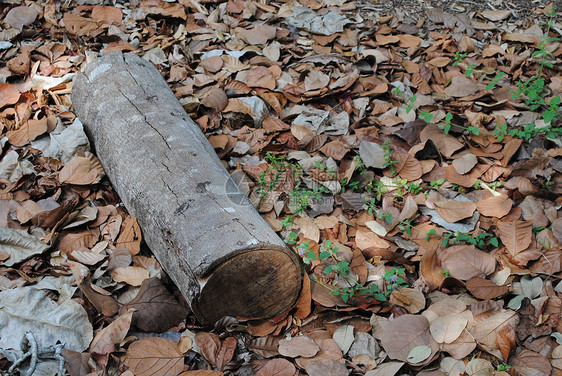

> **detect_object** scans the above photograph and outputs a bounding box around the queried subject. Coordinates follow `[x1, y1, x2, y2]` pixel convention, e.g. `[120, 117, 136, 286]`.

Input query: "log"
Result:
[71, 52, 302, 325]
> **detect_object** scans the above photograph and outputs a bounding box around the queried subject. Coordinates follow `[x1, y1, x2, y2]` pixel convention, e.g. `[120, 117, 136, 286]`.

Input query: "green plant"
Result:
[381, 140, 398, 176]
[440, 269, 450, 278]
[442, 231, 499, 250]
[485, 71, 505, 90]
[429, 178, 445, 189]
[496, 363, 511, 372]
[384, 267, 408, 292]
[365, 178, 388, 200]
[404, 94, 417, 113]
[363, 197, 377, 215]
[301, 240, 386, 303]
[452, 51, 467, 66]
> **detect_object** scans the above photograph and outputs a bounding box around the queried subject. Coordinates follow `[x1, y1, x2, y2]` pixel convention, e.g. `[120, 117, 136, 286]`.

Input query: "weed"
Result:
[381, 140, 398, 176]
[440, 269, 450, 278]
[429, 178, 445, 189]
[384, 267, 408, 292]
[363, 197, 377, 215]
[442, 231, 499, 250]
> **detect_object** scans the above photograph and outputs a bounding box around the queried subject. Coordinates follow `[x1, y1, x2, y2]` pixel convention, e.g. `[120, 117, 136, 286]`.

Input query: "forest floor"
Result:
[0, 0, 561, 375]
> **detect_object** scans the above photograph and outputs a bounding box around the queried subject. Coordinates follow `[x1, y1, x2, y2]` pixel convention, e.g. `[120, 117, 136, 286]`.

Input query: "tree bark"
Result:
[71, 52, 302, 325]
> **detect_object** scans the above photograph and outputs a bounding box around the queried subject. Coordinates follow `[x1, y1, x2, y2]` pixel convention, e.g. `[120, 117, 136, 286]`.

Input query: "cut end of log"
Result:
[192, 246, 302, 325]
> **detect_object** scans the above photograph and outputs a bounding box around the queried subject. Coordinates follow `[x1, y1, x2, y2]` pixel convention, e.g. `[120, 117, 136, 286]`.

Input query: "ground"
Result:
[0, 0, 561, 375]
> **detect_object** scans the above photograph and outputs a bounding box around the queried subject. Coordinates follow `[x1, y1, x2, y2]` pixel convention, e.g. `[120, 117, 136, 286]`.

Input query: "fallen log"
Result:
[71, 52, 302, 325]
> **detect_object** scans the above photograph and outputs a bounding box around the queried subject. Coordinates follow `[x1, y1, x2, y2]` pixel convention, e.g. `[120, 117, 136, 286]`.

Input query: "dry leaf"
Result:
[111, 266, 149, 286]
[120, 278, 188, 332]
[476, 195, 512, 218]
[0, 83, 21, 108]
[465, 277, 509, 300]
[256, 358, 296, 376]
[429, 313, 468, 344]
[59, 152, 105, 185]
[439, 245, 496, 281]
[389, 287, 426, 314]
[444, 76, 480, 97]
[497, 220, 533, 257]
[379, 314, 439, 364]
[452, 153, 477, 174]
[434, 200, 477, 223]
[496, 325, 516, 361]
[91, 5, 122, 22]
[89, 309, 134, 354]
[278, 335, 319, 358]
[122, 337, 185, 376]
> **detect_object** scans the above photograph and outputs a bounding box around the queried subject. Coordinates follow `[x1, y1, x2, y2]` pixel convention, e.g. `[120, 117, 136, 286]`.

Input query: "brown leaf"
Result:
[5, 5, 39, 28]
[379, 314, 439, 364]
[434, 200, 477, 223]
[438, 245, 496, 281]
[235, 25, 276, 45]
[294, 272, 312, 319]
[470, 310, 518, 352]
[419, 124, 464, 158]
[6, 118, 47, 146]
[80, 281, 119, 316]
[61, 349, 91, 376]
[247, 336, 281, 358]
[452, 153, 477, 175]
[305, 71, 330, 92]
[122, 337, 185, 376]
[476, 195, 512, 218]
[178, 371, 223, 376]
[319, 141, 348, 161]
[247, 67, 276, 90]
[195, 332, 221, 366]
[0, 83, 21, 108]
[510, 349, 552, 375]
[91, 5, 122, 22]
[429, 313, 468, 344]
[256, 358, 296, 376]
[200, 87, 228, 112]
[7, 47, 31, 75]
[111, 266, 149, 286]
[120, 278, 188, 332]
[497, 220, 533, 257]
[278, 335, 319, 358]
[496, 325, 516, 361]
[389, 287, 426, 314]
[444, 76, 480, 97]
[465, 277, 509, 300]
[420, 247, 446, 291]
[62, 13, 104, 37]
[59, 152, 105, 185]
[305, 358, 348, 376]
[89, 309, 134, 354]
[116, 216, 142, 255]
[215, 337, 237, 371]
[140, 0, 186, 19]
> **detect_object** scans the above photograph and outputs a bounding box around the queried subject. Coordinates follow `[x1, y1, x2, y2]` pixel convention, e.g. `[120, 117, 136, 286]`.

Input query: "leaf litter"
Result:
[0, 0, 561, 375]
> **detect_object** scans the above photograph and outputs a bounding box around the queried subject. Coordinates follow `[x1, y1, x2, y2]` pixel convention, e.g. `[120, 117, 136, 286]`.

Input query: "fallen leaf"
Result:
[256, 358, 295, 376]
[476, 195, 512, 218]
[91, 5, 122, 22]
[434, 200, 477, 223]
[452, 153, 477, 174]
[278, 335, 319, 358]
[379, 314, 439, 364]
[364, 362, 404, 376]
[465, 358, 494, 376]
[0, 83, 21, 108]
[112, 266, 149, 286]
[497, 220, 533, 257]
[120, 278, 189, 332]
[0, 228, 50, 266]
[465, 277, 509, 300]
[89, 309, 134, 354]
[429, 313, 468, 344]
[59, 152, 105, 185]
[439, 245, 496, 281]
[122, 337, 185, 376]
[6, 118, 48, 146]
[444, 76, 480, 97]
[389, 287, 426, 314]
[5, 5, 39, 29]
[496, 325, 516, 361]
[332, 325, 354, 355]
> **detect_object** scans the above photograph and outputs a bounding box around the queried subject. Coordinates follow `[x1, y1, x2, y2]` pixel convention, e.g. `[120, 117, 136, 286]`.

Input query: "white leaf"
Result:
[333, 325, 355, 355]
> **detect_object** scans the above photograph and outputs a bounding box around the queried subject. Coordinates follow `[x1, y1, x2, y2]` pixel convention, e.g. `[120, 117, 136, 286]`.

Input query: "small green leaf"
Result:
[507, 295, 526, 310]
[407, 345, 432, 364]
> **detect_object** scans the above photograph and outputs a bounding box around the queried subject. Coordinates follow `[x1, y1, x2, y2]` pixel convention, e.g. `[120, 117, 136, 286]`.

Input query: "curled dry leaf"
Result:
[434, 200, 477, 223]
[0, 83, 21, 108]
[452, 153, 477, 174]
[465, 277, 509, 300]
[195, 332, 221, 366]
[59, 152, 105, 185]
[476, 195, 512, 218]
[496, 325, 516, 361]
[122, 337, 185, 376]
[294, 272, 311, 319]
[89, 309, 134, 354]
[80, 281, 119, 317]
[200, 87, 228, 112]
[6, 118, 48, 146]
[91, 5, 122, 23]
[470, 310, 519, 352]
[510, 349, 552, 376]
